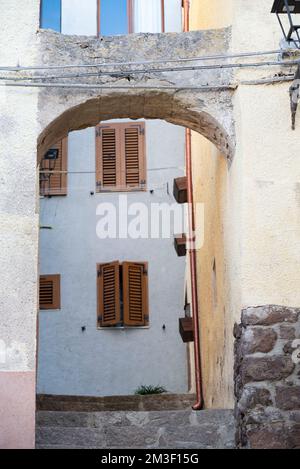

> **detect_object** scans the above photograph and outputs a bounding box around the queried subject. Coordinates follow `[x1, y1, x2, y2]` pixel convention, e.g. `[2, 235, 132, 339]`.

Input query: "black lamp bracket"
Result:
[289, 64, 300, 129]
[273, 0, 300, 48]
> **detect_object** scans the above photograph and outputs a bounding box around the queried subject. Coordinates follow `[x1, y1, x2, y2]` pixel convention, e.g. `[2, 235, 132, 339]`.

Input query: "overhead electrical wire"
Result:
[0, 73, 295, 91]
[1, 58, 300, 83]
[0, 48, 295, 72]
[39, 166, 184, 175]
[0, 82, 236, 90]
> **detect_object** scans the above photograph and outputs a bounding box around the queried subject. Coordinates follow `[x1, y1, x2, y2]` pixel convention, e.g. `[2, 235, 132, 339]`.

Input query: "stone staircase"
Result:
[36, 394, 235, 449]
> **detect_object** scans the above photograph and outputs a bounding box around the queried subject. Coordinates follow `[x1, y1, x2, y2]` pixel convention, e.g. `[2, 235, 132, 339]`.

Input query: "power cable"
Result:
[0, 48, 292, 72]
[0, 82, 236, 90]
[1, 58, 300, 83]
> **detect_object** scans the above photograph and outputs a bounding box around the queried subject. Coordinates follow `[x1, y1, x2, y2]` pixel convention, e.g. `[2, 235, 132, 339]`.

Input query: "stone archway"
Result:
[37, 90, 234, 163]
[35, 30, 236, 432]
[36, 29, 235, 162]
[1, 24, 237, 449]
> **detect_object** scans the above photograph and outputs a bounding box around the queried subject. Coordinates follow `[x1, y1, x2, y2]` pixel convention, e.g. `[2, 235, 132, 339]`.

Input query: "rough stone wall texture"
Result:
[35, 29, 235, 162]
[234, 305, 300, 449]
[36, 409, 235, 449]
[0, 0, 40, 449]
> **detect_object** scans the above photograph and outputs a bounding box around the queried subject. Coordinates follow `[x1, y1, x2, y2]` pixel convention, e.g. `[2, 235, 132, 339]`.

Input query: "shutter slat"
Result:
[40, 138, 68, 196]
[124, 127, 140, 187]
[39, 275, 61, 310]
[96, 122, 146, 192]
[122, 124, 146, 190]
[123, 262, 149, 326]
[97, 262, 120, 327]
[96, 125, 121, 191]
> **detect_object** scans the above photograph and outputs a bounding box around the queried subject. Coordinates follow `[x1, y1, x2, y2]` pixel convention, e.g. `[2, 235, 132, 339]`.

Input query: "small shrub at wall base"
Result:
[134, 385, 167, 395]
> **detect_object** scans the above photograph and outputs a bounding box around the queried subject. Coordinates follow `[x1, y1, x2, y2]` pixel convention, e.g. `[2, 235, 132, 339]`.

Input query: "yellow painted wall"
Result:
[190, 0, 233, 30]
[188, 0, 300, 408]
[191, 135, 234, 408]
[188, 0, 235, 408]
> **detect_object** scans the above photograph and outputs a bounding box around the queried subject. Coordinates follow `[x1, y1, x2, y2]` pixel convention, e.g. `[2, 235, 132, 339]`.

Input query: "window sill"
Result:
[97, 326, 150, 331]
[96, 188, 147, 194]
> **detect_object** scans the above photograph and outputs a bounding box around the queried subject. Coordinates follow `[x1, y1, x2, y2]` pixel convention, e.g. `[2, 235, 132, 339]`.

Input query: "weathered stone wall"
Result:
[35, 29, 235, 162]
[36, 408, 235, 449]
[0, 0, 40, 450]
[234, 305, 300, 449]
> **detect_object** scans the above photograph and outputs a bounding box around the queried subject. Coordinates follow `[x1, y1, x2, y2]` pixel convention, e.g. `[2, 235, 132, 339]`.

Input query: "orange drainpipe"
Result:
[183, 0, 203, 410]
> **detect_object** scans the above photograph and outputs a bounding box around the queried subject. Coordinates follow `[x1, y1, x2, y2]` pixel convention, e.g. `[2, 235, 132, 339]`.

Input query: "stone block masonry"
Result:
[234, 305, 300, 449]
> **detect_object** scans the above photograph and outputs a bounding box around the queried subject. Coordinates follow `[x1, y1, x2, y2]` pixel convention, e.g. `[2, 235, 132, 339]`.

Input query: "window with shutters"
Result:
[39, 138, 68, 197]
[97, 261, 149, 327]
[96, 122, 146, 192]
[39, 275, 61, 310]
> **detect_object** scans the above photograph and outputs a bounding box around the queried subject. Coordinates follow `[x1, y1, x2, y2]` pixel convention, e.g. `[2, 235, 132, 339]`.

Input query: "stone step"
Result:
[37, 409, 234, 428]
[36, 409, 235, 449]
[37, 393, 196, 412]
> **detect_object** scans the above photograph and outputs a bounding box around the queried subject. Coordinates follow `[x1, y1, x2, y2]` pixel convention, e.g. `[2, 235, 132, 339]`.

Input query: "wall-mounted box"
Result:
[174, 234, 187, 257]
[179, 317, 194, 343]
[173, 176, 187, 204]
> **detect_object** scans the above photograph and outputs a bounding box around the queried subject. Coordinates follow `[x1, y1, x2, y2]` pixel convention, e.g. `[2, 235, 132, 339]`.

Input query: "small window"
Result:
[40, 0, 61, 32]
[39, 275, 61, 310]
[41, 0, 174, 35]
[97, 261, 149, 327]
[99, 0, 130, 36]
[96, 122, 146, 192]
[98, 0, 165, 36]
[39, 138, 68, 197]
[132, 0, 165, 33]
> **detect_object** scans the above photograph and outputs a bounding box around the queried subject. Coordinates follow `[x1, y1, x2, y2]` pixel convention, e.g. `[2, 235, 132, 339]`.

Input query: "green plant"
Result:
[134, 385, 167, 396]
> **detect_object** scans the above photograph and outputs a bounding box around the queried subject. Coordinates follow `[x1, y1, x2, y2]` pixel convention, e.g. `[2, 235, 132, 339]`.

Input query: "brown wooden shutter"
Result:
[40, 138, 68, 196]
[96, 122, 146, 192]
[121, 122, 146, 191]
[39, 275, 61, 310]
[123, 261, 149, 326]
[96, 124, 121, 191]
[97, 261, 121, 327]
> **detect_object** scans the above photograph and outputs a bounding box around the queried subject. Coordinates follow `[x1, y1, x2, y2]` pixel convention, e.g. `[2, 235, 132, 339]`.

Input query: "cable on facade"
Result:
[1, 58, 300, 83]
[0, 82, 237, 91]
[0, 48, 291, 72]
[39, 166, 185, 175]
[1, 71, 297, 91]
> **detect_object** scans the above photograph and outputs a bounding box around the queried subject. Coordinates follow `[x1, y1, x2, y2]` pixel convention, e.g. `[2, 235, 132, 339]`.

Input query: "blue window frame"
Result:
[99, 0, 129, 36]
[40, 0, 61, 32]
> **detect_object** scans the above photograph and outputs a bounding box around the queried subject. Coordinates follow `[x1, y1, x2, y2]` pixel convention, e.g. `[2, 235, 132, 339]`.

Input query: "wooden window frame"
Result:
[40, 137, 68, 197]
[97, 261, 149, 328]
[39, 274, 61, 310]
[95, 122, 146, 193]
[97, 261, 121, 327]
[123, 261, 149, 327]
[97, 0, 165, 36]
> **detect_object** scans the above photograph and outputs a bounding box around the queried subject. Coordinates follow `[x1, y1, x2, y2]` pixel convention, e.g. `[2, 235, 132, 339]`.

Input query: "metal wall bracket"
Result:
[290, 64, 300, 130]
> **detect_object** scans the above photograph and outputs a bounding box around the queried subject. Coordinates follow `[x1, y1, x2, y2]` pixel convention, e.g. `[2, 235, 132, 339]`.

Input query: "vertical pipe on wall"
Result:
[161, 0, 165, 32]
[97, 0, 100, 36]
[183, 0, 203, 411]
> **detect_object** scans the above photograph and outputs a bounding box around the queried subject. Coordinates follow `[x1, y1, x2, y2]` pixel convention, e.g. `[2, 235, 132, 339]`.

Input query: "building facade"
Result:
[0, 0, 300, 449]
[37, 0, 187, 397]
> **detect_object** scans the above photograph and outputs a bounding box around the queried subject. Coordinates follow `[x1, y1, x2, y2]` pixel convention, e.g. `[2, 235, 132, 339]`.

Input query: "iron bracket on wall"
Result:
[290, 64, 300, 130]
